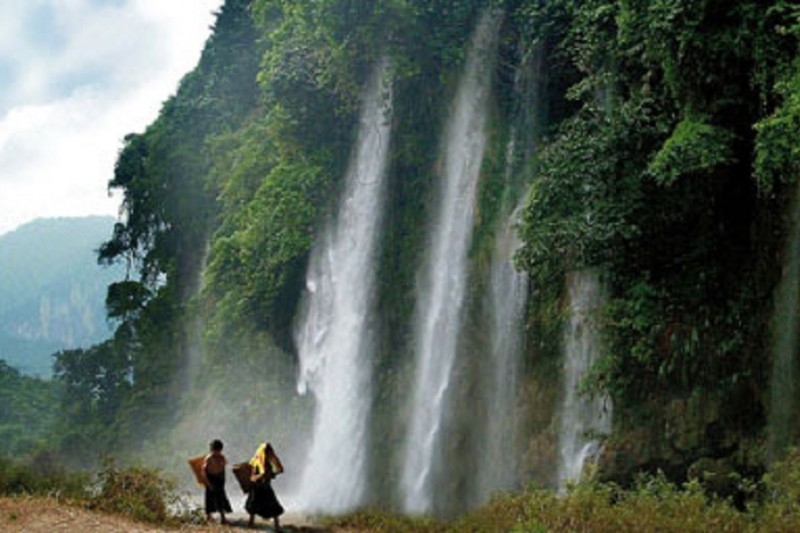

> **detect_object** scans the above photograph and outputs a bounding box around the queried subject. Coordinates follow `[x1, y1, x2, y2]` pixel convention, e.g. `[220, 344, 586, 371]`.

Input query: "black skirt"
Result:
[204, 471, 233, 514]
[245, 479, 284, 519]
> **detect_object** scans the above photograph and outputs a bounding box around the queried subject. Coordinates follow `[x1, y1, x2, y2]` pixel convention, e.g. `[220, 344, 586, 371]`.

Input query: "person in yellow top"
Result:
[245, 442, 284, 530]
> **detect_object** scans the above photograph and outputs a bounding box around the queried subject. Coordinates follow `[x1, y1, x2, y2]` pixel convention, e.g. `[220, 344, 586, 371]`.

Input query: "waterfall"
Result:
[474, 204, 528, 505]
[557, 269, 612, 489]
[768, 182, 800, 461]
[293, 59, 392, 513]
[401, 10, 501, 514]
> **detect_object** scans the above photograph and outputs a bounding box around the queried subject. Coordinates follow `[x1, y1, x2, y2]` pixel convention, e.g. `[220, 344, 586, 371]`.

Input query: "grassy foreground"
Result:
[326, 451, 800, 533]
[1, 451, 799, 531]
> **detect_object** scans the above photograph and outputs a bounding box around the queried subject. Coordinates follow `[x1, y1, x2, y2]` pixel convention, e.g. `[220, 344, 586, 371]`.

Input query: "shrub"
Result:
[89, 458, 178, 524]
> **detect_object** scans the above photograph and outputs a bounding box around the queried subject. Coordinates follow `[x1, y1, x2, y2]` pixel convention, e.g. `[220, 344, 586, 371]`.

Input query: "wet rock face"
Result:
[519, 367, 562, 488]
[665, 396, 716, 453]
[597, 393, 758, 487]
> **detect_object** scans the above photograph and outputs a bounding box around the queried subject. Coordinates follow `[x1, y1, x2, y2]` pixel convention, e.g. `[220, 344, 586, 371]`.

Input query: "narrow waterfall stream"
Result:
[557, 269, 612, 489]
[401, 11, 501, 514]
[474, 204, 528, 505]
[768, 182, 800, 461]
[293, 59, 392, 512]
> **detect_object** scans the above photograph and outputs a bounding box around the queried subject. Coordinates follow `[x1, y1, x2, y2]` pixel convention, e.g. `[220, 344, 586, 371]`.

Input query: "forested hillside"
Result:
[28, 0, 800, 517]
[0, 216, 122, 376]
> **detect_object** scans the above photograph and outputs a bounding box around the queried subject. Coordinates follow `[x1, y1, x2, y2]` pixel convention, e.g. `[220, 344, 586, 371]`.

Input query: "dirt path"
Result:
[0, 496, 332, 532]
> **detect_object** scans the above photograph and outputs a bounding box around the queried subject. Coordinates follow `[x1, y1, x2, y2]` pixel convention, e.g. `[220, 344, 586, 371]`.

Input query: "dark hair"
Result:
[210, 439, 224, 452]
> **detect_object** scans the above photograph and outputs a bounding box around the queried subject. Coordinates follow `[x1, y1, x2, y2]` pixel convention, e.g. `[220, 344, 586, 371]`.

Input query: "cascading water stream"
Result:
[293, 59, 392, 513]
[401, 10, 501, 514]
[557, 269, 612, 489]
[474, 203, 528, 505]
[768, 182, 800, 461]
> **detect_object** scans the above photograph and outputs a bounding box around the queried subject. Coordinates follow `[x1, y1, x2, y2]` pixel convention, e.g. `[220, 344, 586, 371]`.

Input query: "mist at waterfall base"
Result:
[165, 334, 311, 507]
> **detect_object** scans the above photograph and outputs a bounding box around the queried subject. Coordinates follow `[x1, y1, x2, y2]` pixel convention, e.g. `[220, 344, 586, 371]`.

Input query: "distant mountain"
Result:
[0, 216, 125, 377]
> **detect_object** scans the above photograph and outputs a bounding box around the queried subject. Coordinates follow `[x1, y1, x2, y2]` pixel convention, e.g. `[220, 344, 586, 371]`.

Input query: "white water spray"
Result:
[293, 59, 393, 513]
[401, 11, 501, 513]
[557, 269, 612, 489]
[474, 204, 528, 505]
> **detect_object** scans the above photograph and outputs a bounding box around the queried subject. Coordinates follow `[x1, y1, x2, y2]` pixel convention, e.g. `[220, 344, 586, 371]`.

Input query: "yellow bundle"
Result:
[249, 442, 284, 476]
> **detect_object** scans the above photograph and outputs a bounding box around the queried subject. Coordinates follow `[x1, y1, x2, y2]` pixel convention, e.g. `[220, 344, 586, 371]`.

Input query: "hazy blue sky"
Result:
[0, 0, 224, 236]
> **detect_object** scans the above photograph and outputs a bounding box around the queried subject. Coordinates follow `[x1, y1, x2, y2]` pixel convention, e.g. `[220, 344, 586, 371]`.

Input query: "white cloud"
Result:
[0, 0, 224, 236]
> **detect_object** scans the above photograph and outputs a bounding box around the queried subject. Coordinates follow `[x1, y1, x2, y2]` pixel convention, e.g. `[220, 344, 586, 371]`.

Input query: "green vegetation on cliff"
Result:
[517, 0, 800, 482]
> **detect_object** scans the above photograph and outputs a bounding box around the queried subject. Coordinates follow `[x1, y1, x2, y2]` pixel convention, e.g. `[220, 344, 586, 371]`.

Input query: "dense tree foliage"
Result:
[0, 361, 61, 458]
[518, 1, 799, 411]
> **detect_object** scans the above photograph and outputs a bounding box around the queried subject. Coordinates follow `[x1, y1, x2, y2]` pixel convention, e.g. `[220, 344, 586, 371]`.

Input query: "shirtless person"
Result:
[203, 439, 232, 524]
